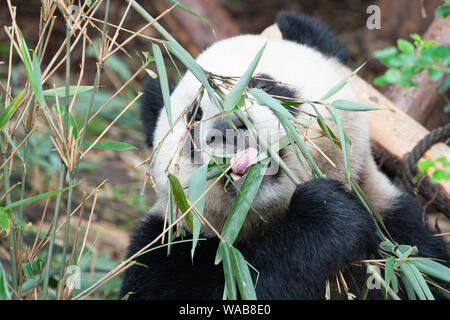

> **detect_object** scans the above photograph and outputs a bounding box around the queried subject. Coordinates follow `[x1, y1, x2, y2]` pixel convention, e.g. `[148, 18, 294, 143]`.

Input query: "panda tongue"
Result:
[230, 148, 258, 178]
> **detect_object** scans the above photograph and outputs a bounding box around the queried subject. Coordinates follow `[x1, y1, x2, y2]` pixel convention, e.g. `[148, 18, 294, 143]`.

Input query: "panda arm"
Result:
[238, 179, 378, 299]
[118, 214, 223, 300]
[382, 193, 449, 264]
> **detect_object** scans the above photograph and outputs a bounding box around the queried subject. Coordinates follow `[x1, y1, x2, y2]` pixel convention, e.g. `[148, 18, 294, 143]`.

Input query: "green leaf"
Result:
[411, 259, 450, 283]
[223, 43, 266, 113]
[216, 161, 268, 264]
[397, 39, 415, 56]
[385, 69, 403, 84]
[42, 86, 93, 98]
[83, 140, 137, 151]
[0, 261, 11, 300]
[329, 107, 350, 179]
[283, 119, 323, 178]
[4, 184, 77, 210]
[249, 88, 294, 120]
[417, 159, 435, 175]
[19, 30, 44, 106]
[409, 263, 435, 300]
[0, 210, 11, 234]
[229, 247, 257, 300]
[373, 75, 389, 86]
[168, 173, 193, 231]
[152, 43, 172, 128]
[321, 62, 367, 100]
[31, 51, 44, 107]
[220, 244, 237, 300]
[0, 90, 25, 130]
[331, 100, 378, 111]
[445, 103, 450, 113]
[121, 292, 132, 300]
[374, 47, 398, 61]
[428, 68, 444, 82]
[188, 163, 208, 259]
[401, 273, 417, 300]
[384, 256, 396, 296]
[436, 156, 450, 167]
[435, 4, 450, 18]
[379, 240, 395, 252]
[430, 169, 450, 183]
[400, 262, 426, 300]
[166, 0, 212, 26]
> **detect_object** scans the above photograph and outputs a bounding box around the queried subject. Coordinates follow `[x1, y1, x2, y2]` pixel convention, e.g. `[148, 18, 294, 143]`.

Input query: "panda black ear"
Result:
[276, 11, 349, 63]
[140, 76, 174, 148]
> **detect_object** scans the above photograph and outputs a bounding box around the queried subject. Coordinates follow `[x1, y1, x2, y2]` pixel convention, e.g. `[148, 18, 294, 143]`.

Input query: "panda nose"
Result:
[211, 114, 246, 139]
[205, 114, 250, 150]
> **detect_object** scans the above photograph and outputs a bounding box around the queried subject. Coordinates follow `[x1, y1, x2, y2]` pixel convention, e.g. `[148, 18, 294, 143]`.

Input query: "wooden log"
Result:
[346, 69, 450, 197]
[384, 17, 450, 125]
[261, 24, 450, 196]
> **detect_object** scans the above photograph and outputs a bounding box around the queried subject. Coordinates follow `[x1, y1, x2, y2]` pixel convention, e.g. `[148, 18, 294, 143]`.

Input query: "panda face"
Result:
[150, 35, 370, 240]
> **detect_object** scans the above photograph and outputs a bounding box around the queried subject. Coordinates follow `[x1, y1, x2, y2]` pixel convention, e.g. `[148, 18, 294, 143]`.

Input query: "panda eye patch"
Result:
[187, 106, 203, 123]
[249, 73, 297, 102]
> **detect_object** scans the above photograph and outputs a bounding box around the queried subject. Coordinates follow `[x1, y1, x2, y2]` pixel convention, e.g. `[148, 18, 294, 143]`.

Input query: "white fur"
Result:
[150, 35, 399, 241]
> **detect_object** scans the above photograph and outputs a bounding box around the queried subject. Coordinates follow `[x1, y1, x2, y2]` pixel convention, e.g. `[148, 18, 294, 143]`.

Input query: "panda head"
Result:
[142, 13, 368, 241]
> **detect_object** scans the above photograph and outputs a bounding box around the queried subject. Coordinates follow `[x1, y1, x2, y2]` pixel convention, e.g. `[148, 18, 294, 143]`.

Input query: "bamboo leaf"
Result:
[223, 44, 266, 112]
[215, 161, 268, 264]
[230, 247, 257, 300]
[409, 263, 435, 300]
[0, 90, 25, 130]
[188, 163, 208, 259]
[384, 256, 395, 296]
[83, 140, 137, 151]
[31, 53, 45, 106]
[220, 244, 237, 300]
[410, 259, 450, 283]
[168, 173, 193, 231]
[3, 184, 77, 210]
[328, 107, 350, 179]
[282, 119, 324, 178]
[321, 62, 367, 100]
[400, 262, 426, 300]
[152, 43, 173, 127]
[0, 261, 11, 300]
[220, 161, 268, 245]
[166, 0, 212, 27]
[0, 210, 11, 234]
[332, 100, 378, 112]
[43, 86, 93, 98]
[249, 88, 294, 120]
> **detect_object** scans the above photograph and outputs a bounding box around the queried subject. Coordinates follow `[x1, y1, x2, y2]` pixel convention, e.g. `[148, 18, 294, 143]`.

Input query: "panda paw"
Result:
[285, 179, 378, 258]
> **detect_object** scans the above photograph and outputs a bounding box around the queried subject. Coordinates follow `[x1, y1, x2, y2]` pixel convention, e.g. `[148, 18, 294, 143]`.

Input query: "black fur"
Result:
[140, 76, 173, 148]
[277, 11, 349, 63]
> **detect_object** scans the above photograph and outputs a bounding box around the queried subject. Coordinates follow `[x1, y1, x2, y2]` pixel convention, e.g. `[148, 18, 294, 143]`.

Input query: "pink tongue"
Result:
[231, 148, 258, 175]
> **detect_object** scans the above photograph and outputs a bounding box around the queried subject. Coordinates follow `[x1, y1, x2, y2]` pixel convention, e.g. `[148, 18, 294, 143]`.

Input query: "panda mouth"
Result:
[224, 148, 257, 192]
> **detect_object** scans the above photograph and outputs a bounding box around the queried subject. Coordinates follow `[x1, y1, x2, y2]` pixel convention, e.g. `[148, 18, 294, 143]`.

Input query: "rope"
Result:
[402, 123, 450, 218]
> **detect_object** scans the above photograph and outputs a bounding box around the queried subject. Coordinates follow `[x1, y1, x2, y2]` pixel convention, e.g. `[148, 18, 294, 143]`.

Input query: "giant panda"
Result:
[119, 12, 449, 300]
